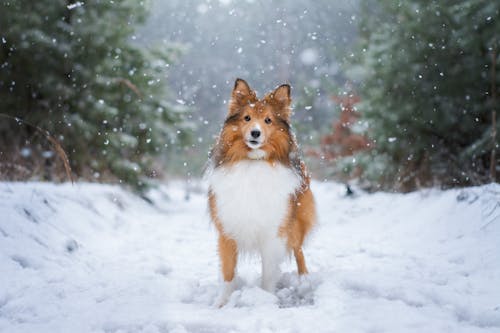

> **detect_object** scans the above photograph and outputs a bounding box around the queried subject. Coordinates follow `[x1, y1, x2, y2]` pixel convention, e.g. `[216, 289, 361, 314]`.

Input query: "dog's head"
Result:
[218, 78, 293, 163]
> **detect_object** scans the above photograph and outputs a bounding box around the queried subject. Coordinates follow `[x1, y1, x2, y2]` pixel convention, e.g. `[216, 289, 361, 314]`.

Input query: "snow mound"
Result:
[276, 272, 319, 308]
[227, 286, 278, 307]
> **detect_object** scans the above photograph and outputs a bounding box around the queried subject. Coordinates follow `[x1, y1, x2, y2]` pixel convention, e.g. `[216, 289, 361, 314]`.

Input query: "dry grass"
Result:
[0, 113, 73, 183]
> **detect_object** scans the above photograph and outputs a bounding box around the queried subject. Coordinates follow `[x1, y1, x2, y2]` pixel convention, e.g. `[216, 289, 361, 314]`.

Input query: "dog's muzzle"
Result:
[246, 126, 264, 149]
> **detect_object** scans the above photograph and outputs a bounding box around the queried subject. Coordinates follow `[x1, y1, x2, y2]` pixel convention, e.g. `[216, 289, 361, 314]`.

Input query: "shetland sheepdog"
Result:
[207, 78, 316, 307]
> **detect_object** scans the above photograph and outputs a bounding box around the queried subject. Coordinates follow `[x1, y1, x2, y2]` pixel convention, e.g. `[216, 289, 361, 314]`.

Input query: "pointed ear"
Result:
[272, 84, 291, 106]
[267, 84, 291, 118]
[229, 78, 257, 115]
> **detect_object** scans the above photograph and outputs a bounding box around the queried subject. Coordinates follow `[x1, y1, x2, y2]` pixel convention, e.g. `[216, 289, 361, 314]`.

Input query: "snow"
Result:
[66, 2, 84, 10]
[1, 181, 499, 333]
[300, 48, 318, 65]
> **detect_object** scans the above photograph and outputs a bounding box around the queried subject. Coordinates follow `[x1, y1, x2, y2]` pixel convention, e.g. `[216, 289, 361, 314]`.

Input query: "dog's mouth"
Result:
[246, 139, 262, 149]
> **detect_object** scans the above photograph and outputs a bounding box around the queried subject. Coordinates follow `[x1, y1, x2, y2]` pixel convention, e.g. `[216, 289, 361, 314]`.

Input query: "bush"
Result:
[347, 1, 499, 191]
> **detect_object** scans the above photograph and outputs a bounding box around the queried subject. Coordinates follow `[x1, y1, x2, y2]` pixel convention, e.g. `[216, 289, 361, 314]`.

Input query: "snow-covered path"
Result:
[1, 181, 499, 333]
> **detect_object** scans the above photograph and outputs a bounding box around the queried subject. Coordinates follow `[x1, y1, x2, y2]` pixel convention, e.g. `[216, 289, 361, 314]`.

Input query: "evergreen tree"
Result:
[346, 0, 499, 191]
[0, 0, 189, 189]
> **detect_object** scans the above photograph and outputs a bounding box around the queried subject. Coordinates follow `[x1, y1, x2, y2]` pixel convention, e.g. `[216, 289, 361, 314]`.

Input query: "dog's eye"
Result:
[244, 115, 251, 122]
[265, 117, 272, 124]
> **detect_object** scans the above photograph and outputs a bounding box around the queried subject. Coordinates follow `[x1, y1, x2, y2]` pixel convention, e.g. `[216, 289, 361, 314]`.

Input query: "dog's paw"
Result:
[213, 280, 237, 308]
[213, 296, 229, 308]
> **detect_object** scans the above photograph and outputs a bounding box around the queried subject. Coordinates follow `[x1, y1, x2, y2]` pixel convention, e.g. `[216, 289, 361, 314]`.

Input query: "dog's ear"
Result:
[229, 78, 257, 115]
[268, 84, 291, 118]
[272, 84, 291, 105]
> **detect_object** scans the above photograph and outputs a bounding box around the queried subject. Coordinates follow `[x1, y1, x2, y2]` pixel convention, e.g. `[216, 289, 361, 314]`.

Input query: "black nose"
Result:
[251, 130, 261, 138]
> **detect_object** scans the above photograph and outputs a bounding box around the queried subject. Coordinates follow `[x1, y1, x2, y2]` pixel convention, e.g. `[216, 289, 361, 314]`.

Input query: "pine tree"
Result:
[0, 0, 189, 190]
[347, 0, 499, 191]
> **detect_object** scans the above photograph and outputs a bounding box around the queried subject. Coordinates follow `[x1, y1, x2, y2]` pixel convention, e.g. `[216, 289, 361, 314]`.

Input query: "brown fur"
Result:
[209, 78, 316, 281]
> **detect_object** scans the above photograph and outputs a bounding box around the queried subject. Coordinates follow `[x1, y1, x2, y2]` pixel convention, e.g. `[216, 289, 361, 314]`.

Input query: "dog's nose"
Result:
[250, 130, 261, 138]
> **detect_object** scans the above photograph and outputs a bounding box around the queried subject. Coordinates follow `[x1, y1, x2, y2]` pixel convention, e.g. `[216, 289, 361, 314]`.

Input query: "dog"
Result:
[207, 78, 316, 307]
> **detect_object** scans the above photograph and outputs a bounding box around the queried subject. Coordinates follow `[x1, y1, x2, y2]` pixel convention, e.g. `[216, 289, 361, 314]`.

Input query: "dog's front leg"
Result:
[215, 234, 238, 307]
[260, 237, 286, 292]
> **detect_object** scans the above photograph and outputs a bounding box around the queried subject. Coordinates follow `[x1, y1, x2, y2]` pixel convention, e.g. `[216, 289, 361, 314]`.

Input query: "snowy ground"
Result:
[0, 180, 499, 333]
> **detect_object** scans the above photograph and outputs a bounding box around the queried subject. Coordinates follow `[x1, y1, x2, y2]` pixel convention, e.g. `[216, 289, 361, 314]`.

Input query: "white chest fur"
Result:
[209, 160, 300, 252]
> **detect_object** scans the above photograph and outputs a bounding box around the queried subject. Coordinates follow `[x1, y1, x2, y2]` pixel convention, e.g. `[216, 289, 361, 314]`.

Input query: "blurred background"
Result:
[0, 0, 498, 192]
